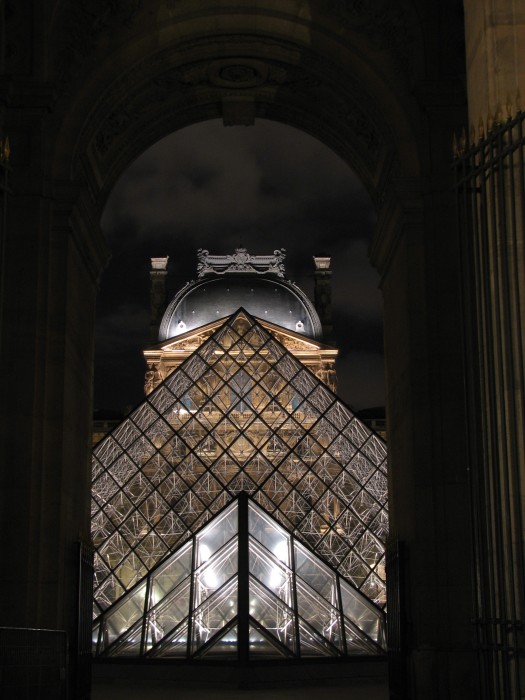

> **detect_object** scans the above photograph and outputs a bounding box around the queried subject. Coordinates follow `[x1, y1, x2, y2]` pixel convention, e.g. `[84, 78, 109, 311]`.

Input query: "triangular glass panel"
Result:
[149, 620, 189, 658]
[93, 493, 386, 660]
[297, 618, 340, 658]
[249, 576, 297, 654]
[248, 622, 292, 658]
[145, 578, 192, 651]
[105, 617, 144, 657]
[194, 621, 238, 659]
[190, 578, 238, 655]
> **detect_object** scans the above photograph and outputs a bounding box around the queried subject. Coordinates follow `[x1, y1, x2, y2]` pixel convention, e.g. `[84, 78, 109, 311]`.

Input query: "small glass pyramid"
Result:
[93, 494, 385, 658]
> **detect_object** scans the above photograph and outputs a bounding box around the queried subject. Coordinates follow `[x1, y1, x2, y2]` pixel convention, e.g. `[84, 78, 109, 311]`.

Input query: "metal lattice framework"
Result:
[92, 310, 388, 654]
[93, 494, 386, 658]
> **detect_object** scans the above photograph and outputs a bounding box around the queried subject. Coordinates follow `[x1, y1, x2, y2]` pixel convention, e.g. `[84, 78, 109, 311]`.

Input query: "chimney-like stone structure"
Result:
[313, 255, 333, 343]
[149, 257, 169, 343]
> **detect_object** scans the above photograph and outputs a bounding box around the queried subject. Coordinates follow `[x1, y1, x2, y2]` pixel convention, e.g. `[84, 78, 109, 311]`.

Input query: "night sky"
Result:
[95, 119, 384, 414]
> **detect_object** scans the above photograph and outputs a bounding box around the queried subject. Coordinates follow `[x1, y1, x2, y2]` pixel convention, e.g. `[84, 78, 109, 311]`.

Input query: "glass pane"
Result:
[145, 578, 192, 650]
[196, 500, 238, 565]
[248, 501, 290, 566]
[296, 578, 343, 651]
[190, 578, 237, 654]
[196, 624, 238, 659]
[298, 618, 339, 657]
[149, 620, 189, 658]
[294, 541, 338, 603]
[194, 539, 238, 606]
[107, 617, 144, 657]
[249, 623, 290, 658]
[249, 577, 296, 653]
[92, 624, 100, 655]
[343, 618, 380, 655]
[339, 578, 382, 642]
[101, 582, 147, 647]
[249, 537, 293, 605]
[150, 541, 192, 602]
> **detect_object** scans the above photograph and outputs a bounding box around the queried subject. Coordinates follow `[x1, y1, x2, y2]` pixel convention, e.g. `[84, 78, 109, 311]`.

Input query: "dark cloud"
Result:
[96, 119, 385, 412]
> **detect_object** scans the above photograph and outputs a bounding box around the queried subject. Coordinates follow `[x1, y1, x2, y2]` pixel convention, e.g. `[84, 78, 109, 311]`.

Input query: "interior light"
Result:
[273, 540, 288, 563]
[269, 567, 283, 589]
[199, 544, 211, 563]
[203, 568, 219, 588]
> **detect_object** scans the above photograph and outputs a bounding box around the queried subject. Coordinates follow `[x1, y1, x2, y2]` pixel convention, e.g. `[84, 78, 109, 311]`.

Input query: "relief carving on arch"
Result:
[326, 0, 417, 73]
[53, 0, 143, 88]
[89, 48, 383, 173]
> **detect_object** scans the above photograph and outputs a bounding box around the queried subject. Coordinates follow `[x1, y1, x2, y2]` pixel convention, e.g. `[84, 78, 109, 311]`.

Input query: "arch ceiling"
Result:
[43, 1, 424, 215]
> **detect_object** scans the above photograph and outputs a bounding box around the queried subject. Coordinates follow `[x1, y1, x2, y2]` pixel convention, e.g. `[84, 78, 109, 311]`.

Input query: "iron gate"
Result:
[455, 110, 525, 700]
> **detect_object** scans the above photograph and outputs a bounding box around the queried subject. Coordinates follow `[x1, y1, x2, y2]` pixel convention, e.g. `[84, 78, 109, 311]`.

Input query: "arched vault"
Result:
[46, 1, 423, 223]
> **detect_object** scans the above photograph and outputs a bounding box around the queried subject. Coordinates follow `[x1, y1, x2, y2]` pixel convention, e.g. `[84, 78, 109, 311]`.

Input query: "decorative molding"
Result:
[54, 0, 142, 89]
[89, 51, 383, 169]
[71, 32, 391, 200]
[3, 0, 33, 76]
[327, 0, 416, 74]
[197, 248, 286, 278]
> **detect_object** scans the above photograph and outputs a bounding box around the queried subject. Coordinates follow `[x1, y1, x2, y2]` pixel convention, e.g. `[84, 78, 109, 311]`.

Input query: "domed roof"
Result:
[158, 249, 322, 341]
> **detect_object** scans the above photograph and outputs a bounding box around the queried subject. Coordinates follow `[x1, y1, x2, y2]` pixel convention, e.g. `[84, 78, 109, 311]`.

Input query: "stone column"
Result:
[149, 256, 169, 343]
[370, 69, 479, 696]
[313, 255, 334, 343]
[464, 0, 525, 126]
[0, 138, 108, 696]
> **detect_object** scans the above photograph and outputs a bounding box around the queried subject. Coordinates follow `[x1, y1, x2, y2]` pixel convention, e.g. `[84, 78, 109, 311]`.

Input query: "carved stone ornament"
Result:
[85, 36, 385, 182]
[54, 0, 142, 89]
[208, 59, 268, 88]
[196, 248, 286, 278]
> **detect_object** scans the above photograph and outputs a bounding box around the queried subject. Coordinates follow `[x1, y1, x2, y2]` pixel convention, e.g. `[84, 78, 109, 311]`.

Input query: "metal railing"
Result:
[0, 135, 10, 359]
[386, 538, 407, 700]
[455, 110, 525, 700]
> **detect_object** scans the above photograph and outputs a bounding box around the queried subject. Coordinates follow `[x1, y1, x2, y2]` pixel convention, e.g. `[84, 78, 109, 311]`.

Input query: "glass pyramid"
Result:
[92, 309, 388, 656]
[93, 495, 385, 658]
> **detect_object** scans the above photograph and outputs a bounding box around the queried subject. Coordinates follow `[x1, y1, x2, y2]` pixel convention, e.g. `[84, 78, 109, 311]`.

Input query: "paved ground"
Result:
[92, 660, 389, 700]
[92, 680, 388, 699]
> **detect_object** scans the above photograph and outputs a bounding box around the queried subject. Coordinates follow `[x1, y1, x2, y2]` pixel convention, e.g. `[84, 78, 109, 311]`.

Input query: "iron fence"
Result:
[386, 538, 407, 700]
[455, 110, 525, 700]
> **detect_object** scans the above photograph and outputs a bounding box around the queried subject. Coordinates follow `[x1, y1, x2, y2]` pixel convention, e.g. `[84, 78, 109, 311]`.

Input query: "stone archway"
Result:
[1, 2, 474, 698]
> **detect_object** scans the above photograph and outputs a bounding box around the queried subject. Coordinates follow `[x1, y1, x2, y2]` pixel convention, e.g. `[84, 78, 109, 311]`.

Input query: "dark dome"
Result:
[159, 275, 322, 341]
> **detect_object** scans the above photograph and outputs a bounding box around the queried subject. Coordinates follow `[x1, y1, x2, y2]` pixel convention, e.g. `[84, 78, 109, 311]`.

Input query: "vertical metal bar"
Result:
[186, 532, 197, 659]
[237, 492, 249, 664]
[456, 142, 486, 693]
[335, 565, 347, 656]
[0, 158, 9, 359]
[511, 115, 525, 698]
[290, 533, 301, 658]
[496, 121, 522, 699]
[491, 125, 510, 699]
[474, 129, 497, 699]
[476, 132, 499, 698]
[139, 571, 151, 656]
[470, 147, 493, 697]
[385, 538, 406, 699]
